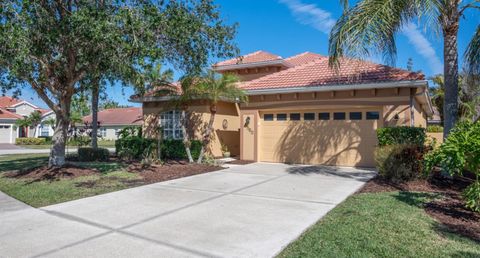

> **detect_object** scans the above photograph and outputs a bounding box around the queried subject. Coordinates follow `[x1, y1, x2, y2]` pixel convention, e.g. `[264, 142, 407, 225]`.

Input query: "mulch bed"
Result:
[5, 165, 100, 182]
[226, 159, 255, 165]
[359, 174, 480, 242]
[126, 160, 223, 184]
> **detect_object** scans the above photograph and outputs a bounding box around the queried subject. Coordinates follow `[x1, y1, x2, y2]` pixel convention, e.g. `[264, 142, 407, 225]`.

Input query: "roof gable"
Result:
[0, 108, 23, 119]
[214, 50, 282, 67]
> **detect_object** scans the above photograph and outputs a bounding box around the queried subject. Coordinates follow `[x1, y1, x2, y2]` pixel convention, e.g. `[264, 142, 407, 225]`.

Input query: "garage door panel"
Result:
[0, 125, 12, 143]
[259, 111, 378, 167]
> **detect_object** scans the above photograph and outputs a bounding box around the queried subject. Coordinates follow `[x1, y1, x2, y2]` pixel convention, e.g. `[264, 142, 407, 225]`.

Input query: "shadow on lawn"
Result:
[0, 156, 48, 173]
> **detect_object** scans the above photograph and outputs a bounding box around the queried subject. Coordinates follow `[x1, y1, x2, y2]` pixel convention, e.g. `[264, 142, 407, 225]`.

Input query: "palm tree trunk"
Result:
[442, 6, 460, 138]
[91, 79, 99, 149]
[197, 106, 216, 164]
[181, 109, 194, 163]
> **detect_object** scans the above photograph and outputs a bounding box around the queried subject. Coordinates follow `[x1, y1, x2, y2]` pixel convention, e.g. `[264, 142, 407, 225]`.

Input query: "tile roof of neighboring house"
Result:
[35, 108, 53, 116]
[0, 96, 22, 107]
[284, 52, 325, 67]
[240, 57, 425, 90]
[214, 50, 282, 67]
[0, 108, 24, 120]
[83, 107, 143, 126]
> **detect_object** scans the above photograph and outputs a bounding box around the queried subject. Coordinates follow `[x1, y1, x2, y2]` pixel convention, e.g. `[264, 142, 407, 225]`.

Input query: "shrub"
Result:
[15, 137, 46, 145]
[38, 136, 53, 143]
[463, 181, 480, 212]
[68, 136, 91, 147]
[427, 125, 444, 133]
[377, 126, 426, 146]
[425, 121, 480, 212]
[115, 136, 156, 160]
[78, 147, 110, 162]
[375, 144, 426, 182]
[161, 139, 202, 160]
[115, 137, 202, 161]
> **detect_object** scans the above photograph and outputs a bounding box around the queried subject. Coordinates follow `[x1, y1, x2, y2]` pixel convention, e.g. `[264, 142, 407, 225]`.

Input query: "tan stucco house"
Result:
[133, 51, 433, 167]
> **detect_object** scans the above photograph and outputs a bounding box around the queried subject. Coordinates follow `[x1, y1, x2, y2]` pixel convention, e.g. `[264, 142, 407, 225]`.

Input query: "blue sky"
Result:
[12, 0, 480, 108]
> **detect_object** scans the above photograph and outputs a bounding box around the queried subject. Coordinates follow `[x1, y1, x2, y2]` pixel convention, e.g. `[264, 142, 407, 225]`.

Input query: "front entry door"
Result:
[241, 113, 256, 161]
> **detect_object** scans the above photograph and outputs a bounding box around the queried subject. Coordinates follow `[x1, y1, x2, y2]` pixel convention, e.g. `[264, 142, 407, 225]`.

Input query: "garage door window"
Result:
[277, 114, 287, 121]
[367, 111, 380, 120]
[290, 113, 301, 121]
[333, 112, 346, 120]
[264, 114, 274, 121]
[304, 113, 315, 120]
[319, 112, 330, 120]
[0, 125, 10, 129]
[350, 112, 362, 120]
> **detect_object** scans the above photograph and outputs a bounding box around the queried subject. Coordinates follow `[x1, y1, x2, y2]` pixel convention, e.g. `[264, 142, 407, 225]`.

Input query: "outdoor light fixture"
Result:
[244, 117, 250, 127]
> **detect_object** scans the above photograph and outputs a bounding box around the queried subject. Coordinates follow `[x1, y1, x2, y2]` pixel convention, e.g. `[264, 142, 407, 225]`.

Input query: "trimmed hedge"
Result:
[427, 125, 444, 133]
[15, 137, 46, 145]
[115, 137, 202, 160]
[377, 127, 426, 146]
[78, 147, 110, 162]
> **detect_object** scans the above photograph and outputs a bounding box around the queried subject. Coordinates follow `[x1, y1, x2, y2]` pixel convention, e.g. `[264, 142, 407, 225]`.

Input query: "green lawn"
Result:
[0, 154, 140, 207]
[279, 192, 480, 258]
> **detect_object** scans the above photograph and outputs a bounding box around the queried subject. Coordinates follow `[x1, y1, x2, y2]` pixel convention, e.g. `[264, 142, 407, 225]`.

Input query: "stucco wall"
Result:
[143, 100, 241, 157]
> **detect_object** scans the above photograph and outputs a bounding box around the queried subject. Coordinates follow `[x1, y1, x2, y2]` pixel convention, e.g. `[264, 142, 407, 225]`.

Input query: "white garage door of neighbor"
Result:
[0, 125, 12, 143]
[259, 110, 380, 167]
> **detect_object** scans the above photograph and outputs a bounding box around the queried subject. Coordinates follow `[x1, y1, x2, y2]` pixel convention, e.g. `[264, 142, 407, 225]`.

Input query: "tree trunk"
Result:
[91, 79, 100, 149]
[197, 105, 216, 164]
[49, 114, 69, 167]
[442, 6, 460, 138]
[181, 109, 194, 163]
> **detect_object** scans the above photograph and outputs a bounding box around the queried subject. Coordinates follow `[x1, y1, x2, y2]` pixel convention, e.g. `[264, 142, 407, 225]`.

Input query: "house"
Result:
[0, 96, 55, 143]
[133, 51, 433, 167]
[82, 107, 142, 140]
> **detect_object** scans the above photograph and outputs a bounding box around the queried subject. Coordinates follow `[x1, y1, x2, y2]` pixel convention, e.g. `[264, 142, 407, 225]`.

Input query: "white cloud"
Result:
[279, 0, 335, 34]
[402, 22, 443, 74]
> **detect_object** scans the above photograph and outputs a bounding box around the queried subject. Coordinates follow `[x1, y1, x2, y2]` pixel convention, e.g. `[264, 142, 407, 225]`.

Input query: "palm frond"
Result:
[465, 25, 480, 75]
[329, 0, 437, 69]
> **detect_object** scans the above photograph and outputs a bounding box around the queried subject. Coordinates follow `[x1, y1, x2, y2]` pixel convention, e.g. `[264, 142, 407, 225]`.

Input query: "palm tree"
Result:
[330, 0, 480, 138]
[195, 71, 247, 164]
[28, 111, 42, 137]
[151, 76, 199, 163]
[15, 111, 42, 137]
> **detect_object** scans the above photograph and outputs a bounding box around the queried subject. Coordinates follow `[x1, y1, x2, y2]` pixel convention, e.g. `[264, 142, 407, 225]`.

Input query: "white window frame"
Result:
[40, 125, 50, 137]
[100, 128, 107, 138]
[160, 110, 183, 140]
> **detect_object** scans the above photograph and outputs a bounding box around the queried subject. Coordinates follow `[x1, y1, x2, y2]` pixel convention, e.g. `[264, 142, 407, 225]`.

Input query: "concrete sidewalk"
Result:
[0, 163, 375, 258]
[0, 145, 115, 156]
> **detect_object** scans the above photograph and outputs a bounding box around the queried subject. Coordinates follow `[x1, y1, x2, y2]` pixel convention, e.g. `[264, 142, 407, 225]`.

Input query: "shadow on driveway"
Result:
[286, 165, 377, 182]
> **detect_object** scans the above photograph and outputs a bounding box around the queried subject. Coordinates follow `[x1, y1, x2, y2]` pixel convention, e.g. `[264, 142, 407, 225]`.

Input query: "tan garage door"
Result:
[259, 110, 380, 167]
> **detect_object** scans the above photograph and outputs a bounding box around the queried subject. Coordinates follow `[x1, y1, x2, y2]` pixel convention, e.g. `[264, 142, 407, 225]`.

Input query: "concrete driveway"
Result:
[0, 163, 375, 258]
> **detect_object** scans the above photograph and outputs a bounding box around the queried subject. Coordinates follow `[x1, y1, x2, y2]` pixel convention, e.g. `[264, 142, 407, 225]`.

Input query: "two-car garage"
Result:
[253, 108, 381, 167]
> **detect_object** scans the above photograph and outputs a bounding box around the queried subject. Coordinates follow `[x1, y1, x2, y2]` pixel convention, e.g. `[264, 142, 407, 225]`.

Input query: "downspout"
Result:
[410, 89, 415, 127]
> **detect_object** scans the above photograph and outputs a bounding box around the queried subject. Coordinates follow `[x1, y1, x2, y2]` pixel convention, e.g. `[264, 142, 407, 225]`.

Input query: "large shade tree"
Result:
[0, 0, 237, 167]
[331, 0, 480, 137]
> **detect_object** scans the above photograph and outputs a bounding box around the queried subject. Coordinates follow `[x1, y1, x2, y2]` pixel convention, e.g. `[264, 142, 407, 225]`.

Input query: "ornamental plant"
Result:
[425, 121, 480, 212]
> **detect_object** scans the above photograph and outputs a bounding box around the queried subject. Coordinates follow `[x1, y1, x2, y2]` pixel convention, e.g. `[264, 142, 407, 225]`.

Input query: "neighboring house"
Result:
[134, 51, 434, 167]
[0, 96, 55, 143]
[82, 107, 142, 140]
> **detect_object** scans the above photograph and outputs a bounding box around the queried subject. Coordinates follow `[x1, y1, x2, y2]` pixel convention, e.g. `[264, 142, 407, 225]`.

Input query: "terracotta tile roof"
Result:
[240, 57, 425, 90]
[0, 96, 22, 108]
[35, 108, 52, 116]
[83, 107, 143, 126]
[0, 108, 23, 119]
[214, 50, 282, 67]
[284, 52, 325, 66]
